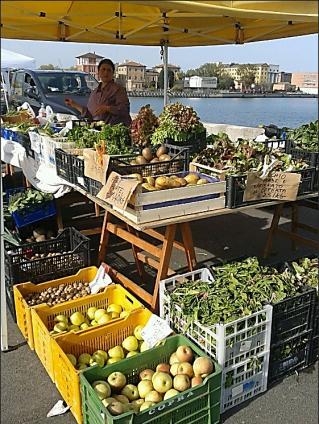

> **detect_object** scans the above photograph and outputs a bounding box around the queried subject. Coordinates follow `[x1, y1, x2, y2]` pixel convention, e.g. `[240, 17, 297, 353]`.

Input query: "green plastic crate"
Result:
[80, 335, 221, 424]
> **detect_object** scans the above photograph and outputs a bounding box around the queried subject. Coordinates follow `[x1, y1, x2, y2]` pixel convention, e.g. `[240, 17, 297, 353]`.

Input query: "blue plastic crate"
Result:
[11, 201, 56, 228]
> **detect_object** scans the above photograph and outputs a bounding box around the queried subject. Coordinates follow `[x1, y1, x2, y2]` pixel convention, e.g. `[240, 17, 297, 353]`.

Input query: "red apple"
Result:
[193, 357, 214, 377]
[156, 363, 171, 373]
[139, 369, 155, 381]
[191, 376, 203, 387]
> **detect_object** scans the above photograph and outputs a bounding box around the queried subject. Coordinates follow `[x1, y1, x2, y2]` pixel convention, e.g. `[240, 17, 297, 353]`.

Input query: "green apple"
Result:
[145, 390, 163, 403]
[137, 380, 153, 398]
[126, 351, 138, 358]
[94, 309, 107, 321]
[120, 311, 129, 319]
[110, 312, 120, 319]
[77, 363, 88, 371]
[131, 399, 144, 411]
[152, 372, 173, 394]
[91, 320, 98, 326]
[97, 314, 112, 325]
[66, 353, 77, 367]
[93, 350, 108, 361]
[92, 380, 111, 400]
[102, 397, 116, 408]
[54, 322, 68, 333]
[121, 384, 139, 401]
[107, 304, 122, 314]
[78, 353, 91, 365]
[107, 357, 122, 365]
[90, 352, 105, 367]
[80, 323, 89, 330]
[163, 389, 180, 400]
[122, 336, 138, 352]
[139, 401, 156, 412]
[113, 394, 129, 404]
[87, 307, 98, 320]
[134, 325, 144, 341]
[69, 324, 80, 332]
[108, 345, 124, 359]
[107, 372, 127, 390]
[139, 341, 150, 352]
[70, 311, 85, 326]
[54, 314, 68, 324]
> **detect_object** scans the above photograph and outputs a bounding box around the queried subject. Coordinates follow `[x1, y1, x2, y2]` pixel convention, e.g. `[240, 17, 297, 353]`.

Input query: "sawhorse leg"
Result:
[263, 203, 284, 258]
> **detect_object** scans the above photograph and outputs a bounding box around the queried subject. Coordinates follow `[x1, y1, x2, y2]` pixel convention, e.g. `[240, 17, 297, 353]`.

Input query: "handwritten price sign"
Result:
[97, 172, 140, 210]
[141, 314, 173, 348]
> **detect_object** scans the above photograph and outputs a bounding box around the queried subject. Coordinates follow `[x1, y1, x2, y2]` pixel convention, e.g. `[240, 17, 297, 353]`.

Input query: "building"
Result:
[223, 63, 279, 85]
[116, 60, 146, 91]
[145, 69, 158, 89]
[184, 76, 217, 89]
[291, 72, 318, 94]
[276, 72, 292, 83]
[75, 52, 104, 80]
[273, 82, 295, 92]
[153, 63, 181, 79]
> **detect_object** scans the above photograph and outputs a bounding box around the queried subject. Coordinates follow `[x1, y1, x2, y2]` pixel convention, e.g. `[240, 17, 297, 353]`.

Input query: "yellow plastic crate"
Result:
[14, 266, 99, 350]
[52, 308, 152, 424]
[31, 283, 144, 382]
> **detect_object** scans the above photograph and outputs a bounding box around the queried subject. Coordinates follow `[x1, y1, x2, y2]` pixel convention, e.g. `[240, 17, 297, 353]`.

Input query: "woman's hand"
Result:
[94, 105, 111, 116]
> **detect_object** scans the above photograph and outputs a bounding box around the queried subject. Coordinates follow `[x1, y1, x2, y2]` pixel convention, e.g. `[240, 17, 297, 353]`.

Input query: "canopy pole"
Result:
[163, 43, 169, 107]
[1, 72, 10, 112]
[0, 172, 9, 352]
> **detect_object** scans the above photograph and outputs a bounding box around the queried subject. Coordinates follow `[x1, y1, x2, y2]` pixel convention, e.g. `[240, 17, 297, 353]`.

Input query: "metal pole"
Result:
[0, 171, 9, 351]
[1, 72, 10, 112]
[163, 44, 168, 106]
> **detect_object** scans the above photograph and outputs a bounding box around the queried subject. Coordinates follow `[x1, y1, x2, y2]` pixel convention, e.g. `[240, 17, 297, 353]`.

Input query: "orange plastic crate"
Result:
[52, 308, 152, 424]
[31, 284, 144, 382]
[13, 266, 100, 350]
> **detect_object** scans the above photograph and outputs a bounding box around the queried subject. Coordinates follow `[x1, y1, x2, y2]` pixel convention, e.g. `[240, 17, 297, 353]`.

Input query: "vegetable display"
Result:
[168, 257, 317, 326]
[8, 190, 53, 213]
[97, 123, 132, 155]
[131, 105, 159, 147]
[151, 103, 206, 147]
[195, 134, 308, 175]
[287, 120, 318, 152]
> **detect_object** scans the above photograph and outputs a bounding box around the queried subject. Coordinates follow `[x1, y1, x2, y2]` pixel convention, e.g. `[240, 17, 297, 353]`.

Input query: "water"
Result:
[129, 97, 318, 129]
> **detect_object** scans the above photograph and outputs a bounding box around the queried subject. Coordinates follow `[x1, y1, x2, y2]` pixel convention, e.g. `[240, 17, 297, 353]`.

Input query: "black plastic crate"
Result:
[309, 335, 319, 365]
[286, 139, 319, 168]
[271, 287, 317, 345]
[84, 177, 103, 197]
[55, 148, 74, 184]
[225, 167, 316, 209]
[4, 227, 90, 287]
[268, 330, 313, 385]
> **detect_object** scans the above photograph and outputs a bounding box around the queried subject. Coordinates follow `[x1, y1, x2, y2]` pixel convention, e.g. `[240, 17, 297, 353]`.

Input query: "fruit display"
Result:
[151, 103, 206, 149]
[66, 324, 148, 370]
[24, 227, 57, 243]
[287, 120, 318, 151]
[129, 172, 209, 192]
[194, 135, 308, 175]
[50, 304, 132, 335]
[131, 105, 159, 147]
[90, 344, 215, 415]
[129, 145, 172, 166]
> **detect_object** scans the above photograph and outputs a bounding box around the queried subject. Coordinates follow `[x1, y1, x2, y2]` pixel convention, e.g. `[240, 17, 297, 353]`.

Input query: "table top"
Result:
[76, 185, 317, 231]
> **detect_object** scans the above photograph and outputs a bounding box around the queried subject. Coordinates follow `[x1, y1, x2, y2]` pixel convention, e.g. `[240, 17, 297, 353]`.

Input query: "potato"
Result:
[168, 179, 182, 188]
[135, 155, 148, 165]
[158, 154, 171, 162]
[184, 174, 199, 184]
[144, 176, 155, 186]
[176, 177, 187, 187]
[142, 183, 158, 191]
[155, 176, 169, 188]
[197, 178, 208, 185]
[150, 158, 159, 163]
[156, 145, 168, 158]
[128, 173, 143, 183]
[142, 147, 153, 162]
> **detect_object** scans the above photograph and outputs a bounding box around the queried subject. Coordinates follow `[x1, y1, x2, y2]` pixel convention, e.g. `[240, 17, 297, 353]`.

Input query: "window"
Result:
[12, 72, 24, 96]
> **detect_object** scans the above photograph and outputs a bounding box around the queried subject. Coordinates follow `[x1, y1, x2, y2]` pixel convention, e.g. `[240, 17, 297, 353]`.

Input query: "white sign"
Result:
[141, 314, 173, 348]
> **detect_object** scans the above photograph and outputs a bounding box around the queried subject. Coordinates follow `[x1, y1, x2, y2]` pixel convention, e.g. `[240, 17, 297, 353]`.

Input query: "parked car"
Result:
[9, 69, 99, 116]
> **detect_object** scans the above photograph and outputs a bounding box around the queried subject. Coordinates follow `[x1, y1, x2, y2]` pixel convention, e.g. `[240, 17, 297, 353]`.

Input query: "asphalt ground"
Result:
[1, 198, 318, 424]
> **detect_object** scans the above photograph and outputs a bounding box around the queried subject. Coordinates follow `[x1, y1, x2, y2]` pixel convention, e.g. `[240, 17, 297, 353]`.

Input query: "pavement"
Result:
[1, 199, 318, 424]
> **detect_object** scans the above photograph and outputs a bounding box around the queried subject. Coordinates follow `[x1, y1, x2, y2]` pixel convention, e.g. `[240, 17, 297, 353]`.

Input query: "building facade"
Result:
[291, 72, 318, 94]
[223, 63, 279, 86]
[184, 76, 217, 89]
[75, 52, 104, 80]
[153, 64, 181, 79]
[116, 60, 146, 91]
[145, 69, 159, 89]
[276, 72, 292, 83]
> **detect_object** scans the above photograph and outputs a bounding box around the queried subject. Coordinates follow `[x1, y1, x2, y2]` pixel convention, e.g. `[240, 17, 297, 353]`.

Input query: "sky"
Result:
[1, 34, 318, 73]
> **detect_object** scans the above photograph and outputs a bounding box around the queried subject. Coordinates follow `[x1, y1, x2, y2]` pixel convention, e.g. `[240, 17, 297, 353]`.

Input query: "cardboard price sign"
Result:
[243, 171, 301, 202]
[83, 149, 110, 185]
[97, 172, 139, 210]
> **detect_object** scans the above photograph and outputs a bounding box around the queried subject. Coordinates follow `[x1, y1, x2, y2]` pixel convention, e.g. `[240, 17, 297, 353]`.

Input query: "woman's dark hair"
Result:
[98, 58, 115, 72]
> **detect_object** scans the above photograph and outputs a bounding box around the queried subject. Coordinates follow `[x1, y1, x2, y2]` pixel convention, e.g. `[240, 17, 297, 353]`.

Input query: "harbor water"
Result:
[129, 97, 318, 129]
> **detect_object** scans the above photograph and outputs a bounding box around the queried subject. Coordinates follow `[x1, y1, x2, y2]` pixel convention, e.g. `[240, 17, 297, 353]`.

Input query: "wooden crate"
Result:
[113, 172, 226, 224]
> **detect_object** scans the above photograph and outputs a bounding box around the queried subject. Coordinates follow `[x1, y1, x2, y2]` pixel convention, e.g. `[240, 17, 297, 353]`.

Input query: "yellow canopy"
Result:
[1, 1, 318, 47]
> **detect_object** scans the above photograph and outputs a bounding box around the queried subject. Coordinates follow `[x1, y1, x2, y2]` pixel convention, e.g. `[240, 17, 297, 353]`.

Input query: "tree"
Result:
[237, 64, 256, 90]
[218, 75, 235, 90]
[158, 69, 174, 89]
[39, 64, 60, 70]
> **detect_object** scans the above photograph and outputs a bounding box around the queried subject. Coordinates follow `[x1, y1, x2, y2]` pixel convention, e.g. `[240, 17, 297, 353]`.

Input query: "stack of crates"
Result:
[159, 268, 273, 413]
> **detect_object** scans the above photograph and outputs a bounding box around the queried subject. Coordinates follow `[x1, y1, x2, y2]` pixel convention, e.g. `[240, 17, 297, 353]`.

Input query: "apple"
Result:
[170, 363, 180, 377]
[97, 314, 112, 325]
[145, 390, 163, 403]
[92, 380, 111, 400]
[66, 354, 77, 367]
[113, 394, 129, 404]
[77, 363, 88, 370]
[131, 399, 144, 410]
[137, 380, 153, 398]
[93, 350, 108, 362]
[107, 372, 127, 390]
[68, 324, 80, 332]
[90, 352, 105, 367]
[193, 357, 214, 377]
[107, 304, 123, 314]
[91, 320, 98, 326]
[70, 311, 85, 326]
[111, 312, 120, 319]
[139, 401, 156, 412]
[175, 346, 193, 363]
[107, 357, 122, 365]
[80, 323, 89, 330]
[122, 336, 139, 352]
[102, 397, 116, 407]
[169, 352, 180, 365]
[173, 374, 190, 392]
[54, 314, 68, 324]
[191, 376, 203, 387]
[54, 322, 68, 333]
[107, 401, 126, 416]
[163, 389, 180, 400]
[128, 403, 139, 412]
[134, 325, 144, 341]
[78, 353, 91, 365]
[108, 345, 125, 359]
[126, 351, 138, 358]
[94, 309, 107, 321]
[121, 384, 139, 401]
[120, 311, 129, 319]
[152, 372, 173, 394]
[87, 306, 98, 320]
[156, 363, 170, 373]
[177, 362, 194, 378]
[139, 369, 154, 381]
[139, 341, 150, 352]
